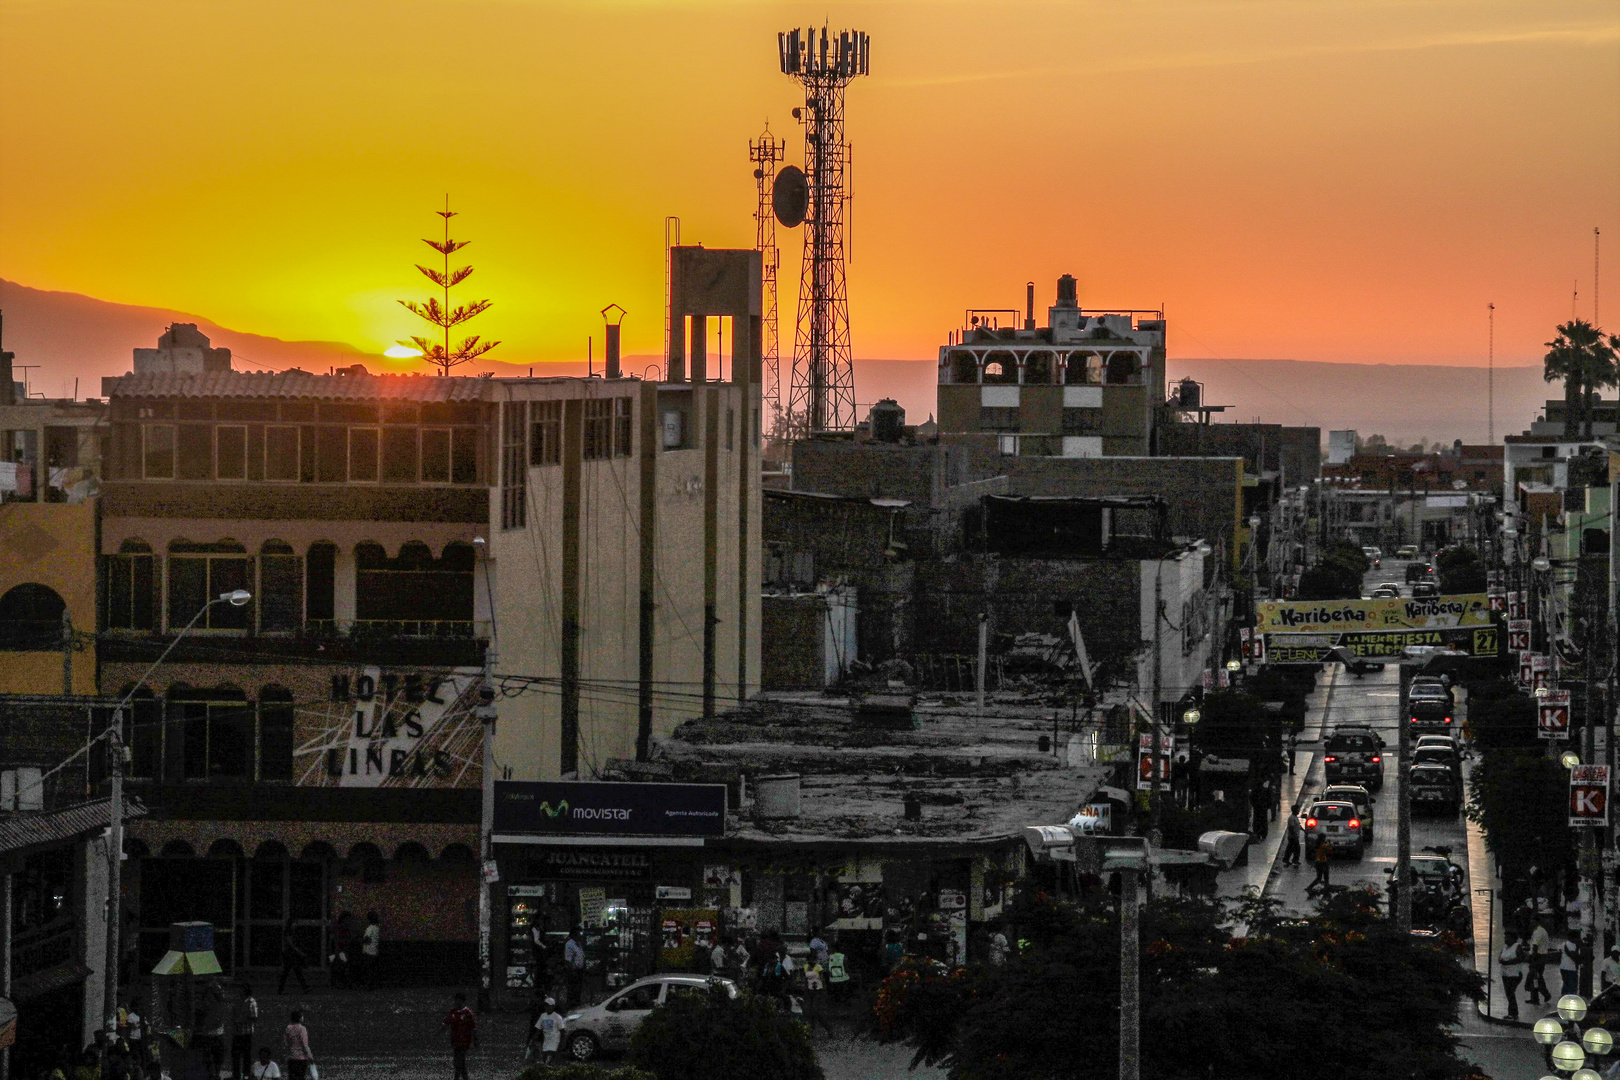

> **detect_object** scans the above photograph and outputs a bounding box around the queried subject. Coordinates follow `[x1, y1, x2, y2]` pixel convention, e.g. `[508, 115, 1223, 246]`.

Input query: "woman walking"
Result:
[277, 922, 308, 995]
[283, 1009, 314, 1080]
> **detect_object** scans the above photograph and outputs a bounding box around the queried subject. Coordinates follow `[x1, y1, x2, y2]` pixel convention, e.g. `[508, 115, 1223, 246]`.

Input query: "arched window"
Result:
[166, 540, 250, 631]
[355, 542, 474, 635]
[1023, 352, 1053, 385]
[981, 352, 1018, 385]
[1105, 352, 1139, 385]
[0, 584, 65, 650]
[949, 351, 978, 384]
[167, 684, 250, 781]
[107, 540, 155, 631]
[259, 540, 302, 633]
[306, 541, 337, 631]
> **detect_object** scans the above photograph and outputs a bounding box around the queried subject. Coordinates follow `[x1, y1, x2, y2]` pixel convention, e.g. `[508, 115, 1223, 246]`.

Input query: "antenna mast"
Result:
[1596, 227, 1602, 326]
[751, 128, 787, 437]
[1487, 302, 1495, 445]
[778, 26, 869, 435]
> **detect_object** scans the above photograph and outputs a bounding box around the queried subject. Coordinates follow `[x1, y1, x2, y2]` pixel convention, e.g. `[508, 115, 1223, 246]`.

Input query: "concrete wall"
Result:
[0, 500, 98, 694]
[1158, 422, 1322, 484]
[761, 594, 826, 690]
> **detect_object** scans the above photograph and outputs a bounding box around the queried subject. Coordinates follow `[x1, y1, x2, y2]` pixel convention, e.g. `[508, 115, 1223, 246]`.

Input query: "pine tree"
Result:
[399, 200, 499, 376]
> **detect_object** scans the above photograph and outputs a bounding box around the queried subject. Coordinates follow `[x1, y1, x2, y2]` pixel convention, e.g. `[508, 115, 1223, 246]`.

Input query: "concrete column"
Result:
[80, 837, 109, 1050]
[334, 547, 357, 628]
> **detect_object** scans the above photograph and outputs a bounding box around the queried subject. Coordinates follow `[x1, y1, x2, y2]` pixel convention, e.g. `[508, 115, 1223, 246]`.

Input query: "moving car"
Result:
[1323, 728, 1385, 789]
[1302, 799, 1366, 857]
[1405, 562, 1434, 584]
[1408, 698, 1455, 734]
[1410, 580, 1440, 599]
[1321, 783, 1376, 840]
[1409, 744, 1461, 772]
[564, 975, 739, 1061]
[1370, 583, 1401, 599]
[1407, 679, 1453, 707]
[1414, 734, 1465, 759]
[1408, 763, 1462, 816]
[1397, 545, 1420, 559]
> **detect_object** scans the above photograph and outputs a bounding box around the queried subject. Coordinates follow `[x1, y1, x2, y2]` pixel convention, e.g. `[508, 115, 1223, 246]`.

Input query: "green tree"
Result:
[399, 201, 500, 376]
[1467, 750, 1572, 901]
[1544, 320, 1620, 438]
[627, 985, 822, 1080]
[1297, 541, 1369, 600]
[877, 890, 1483, 1080]
[1434, 545, 1487, 595]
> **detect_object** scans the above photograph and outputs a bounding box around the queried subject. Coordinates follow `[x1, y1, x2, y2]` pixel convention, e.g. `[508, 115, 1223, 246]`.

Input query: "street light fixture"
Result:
[1560, 995, 1591, 1023]
[1537, 1018, 1568, 1045]
[1551, 1041, 1587, 1072]
[1534, 556, 1553, 573]
[1582, 1027, 1614, 1056]
[1225, 659, 1241, 672]
[1563, 751, 1584, 770]
[1182, 708, 1200, 726]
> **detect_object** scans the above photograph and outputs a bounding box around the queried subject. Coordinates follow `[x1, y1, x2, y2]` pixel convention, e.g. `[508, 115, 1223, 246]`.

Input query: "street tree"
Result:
[627, 984, 822, 1080]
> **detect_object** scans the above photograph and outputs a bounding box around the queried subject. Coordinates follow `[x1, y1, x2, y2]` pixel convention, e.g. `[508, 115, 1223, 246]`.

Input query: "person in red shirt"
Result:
[442, 992, 478, 1080]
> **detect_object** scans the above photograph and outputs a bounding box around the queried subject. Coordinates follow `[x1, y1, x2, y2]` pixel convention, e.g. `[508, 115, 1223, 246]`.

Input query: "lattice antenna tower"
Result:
[777, 26, 869, 435]
[750, 128, 787, 436]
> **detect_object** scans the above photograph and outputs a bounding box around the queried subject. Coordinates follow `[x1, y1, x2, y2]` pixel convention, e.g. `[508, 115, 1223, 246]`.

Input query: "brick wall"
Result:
[761, 594, 826, 689]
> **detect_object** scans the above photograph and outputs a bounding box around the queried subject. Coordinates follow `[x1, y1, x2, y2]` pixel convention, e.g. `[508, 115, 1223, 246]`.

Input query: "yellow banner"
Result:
[1256, 593, 1492, 634]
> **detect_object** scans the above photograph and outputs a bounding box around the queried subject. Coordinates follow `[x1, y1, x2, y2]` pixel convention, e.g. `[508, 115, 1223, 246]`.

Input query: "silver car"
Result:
[564, 974, 739, 1061]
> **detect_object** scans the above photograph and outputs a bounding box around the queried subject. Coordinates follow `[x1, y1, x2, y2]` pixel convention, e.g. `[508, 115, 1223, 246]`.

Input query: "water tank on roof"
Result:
[868, 398, 905, 442]
[1177, 378, 1201, 409]
[1056, 274, 1078, 309]
[755, 774, 802, 819]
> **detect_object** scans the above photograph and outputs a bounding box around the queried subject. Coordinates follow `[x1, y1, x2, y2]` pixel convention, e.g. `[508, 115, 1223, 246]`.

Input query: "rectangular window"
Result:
[726, 408, 734, 451]
[980, 407, 1020, 431]
[166, 557, 207, 628]
[265, 426, 300, 482]
[316, 426, 346, 482]
[530, 401, 562, 466]
[106, 553, 155, 631]
[451, 427, 478, 484]
[177, 425, 211, 480]
[167, 555, 251, 631]
[216, 426, 247, 479]
[501, 402, 527, 531]
[350, 428, 379, 482]
[614, 398, 633, 456]
[143, 424, 175, 479]
[178, 699, 251, 781]
[421, 428, 451, 483]
[125, 697, 160, 780]
[259, 553, 303, 632]
[1061, 408, 1098, 435]
[381, 427, 418, 483]
[259, 700, 294, 782]
[306, 543, 336, 624]
[584, 399, 613, 461]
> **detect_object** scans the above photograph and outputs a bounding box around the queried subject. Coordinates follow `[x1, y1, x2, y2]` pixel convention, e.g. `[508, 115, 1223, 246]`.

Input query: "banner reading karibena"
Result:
[1257, 594, 1492, 634]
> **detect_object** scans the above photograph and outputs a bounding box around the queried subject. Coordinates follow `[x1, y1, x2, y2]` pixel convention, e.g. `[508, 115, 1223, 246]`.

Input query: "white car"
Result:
[564, 974, 739, 1061]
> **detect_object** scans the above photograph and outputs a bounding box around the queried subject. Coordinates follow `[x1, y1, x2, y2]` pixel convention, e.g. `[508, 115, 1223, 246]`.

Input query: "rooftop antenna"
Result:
[750, 125, 787, 437]
[776, 25, 870, 436]
[1595, 227, 1601, 326]
[1573, 280, 1578, 323]
[1487, 302, 1495, 445]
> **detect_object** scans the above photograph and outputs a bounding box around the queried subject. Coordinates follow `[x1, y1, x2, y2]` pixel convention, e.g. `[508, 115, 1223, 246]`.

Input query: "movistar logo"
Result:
[536, 801, 570, 818]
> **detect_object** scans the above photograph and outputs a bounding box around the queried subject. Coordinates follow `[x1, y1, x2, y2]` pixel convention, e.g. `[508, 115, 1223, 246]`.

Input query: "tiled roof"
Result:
[104, 370, 489, 402]
[0, 795, 148, 854]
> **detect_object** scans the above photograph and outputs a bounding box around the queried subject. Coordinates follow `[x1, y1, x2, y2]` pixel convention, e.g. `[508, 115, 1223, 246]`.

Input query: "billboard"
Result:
[1571, 765, 1610, 828]
[493, 780, 728, 837]
[1135, 734, 1173, 792]
[1264, 624, 1498, 663]
[1256, 594, 1492, 634]
[1538, 690, 1571, 741]
[295, 665, 484, 789]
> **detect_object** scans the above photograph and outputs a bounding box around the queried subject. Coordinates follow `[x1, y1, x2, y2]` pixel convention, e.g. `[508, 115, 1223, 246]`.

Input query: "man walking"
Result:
[442, 992, 478, 1080]
[563, 927, 586, 1009]
[230, 983, 259, 1080]
[1281, 809, 1303, 868]
[1306, 834, 1332, 895]
[1527, 920, 1553, 1006]
[1499, 931, 1527, 1021]
[360, 911, 382, 990]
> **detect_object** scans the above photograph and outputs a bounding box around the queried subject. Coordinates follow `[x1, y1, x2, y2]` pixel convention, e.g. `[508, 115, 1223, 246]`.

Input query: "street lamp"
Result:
[1561, 995, 1591, 1023]
[1582, 1027, 1614, 1056]
[1551, 1040, 1586, 1072]
[1537, 1017, 1568, 1045]
[1535, 556, 1553, 573]
[1563, 751, 1584, 770]
[100, 587, 250, 1054]
[1182, 708, 1201, 727]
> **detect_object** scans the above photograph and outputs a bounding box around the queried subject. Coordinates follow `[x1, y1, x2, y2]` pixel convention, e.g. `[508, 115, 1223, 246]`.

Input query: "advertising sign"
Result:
[296, 666, 484, 789]
[1571, 765, 1610, 827]
[1531, 654, 1552, 692]
[1256, 594, 1492, 634]
[1488, 588, 1506, 612]
[1068, 803, 1112, 834]
[1507, 620, 1532, 653]
[493, 781, 728, 837]
[1136, 734, 1173, 791]
[1264, 624, 1497, 664]
[1509, 591, 1525, 619]
[1539, 690, 1571, 740]
[1519, 653, 1535, 688]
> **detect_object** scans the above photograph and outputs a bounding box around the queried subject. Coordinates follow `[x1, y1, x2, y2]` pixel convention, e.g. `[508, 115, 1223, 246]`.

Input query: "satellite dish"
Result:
[773, 165, 808, 228]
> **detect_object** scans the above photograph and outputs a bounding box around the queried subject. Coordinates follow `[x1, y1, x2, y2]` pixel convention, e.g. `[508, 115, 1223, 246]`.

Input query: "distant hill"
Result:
[0, 279, 1551, 444]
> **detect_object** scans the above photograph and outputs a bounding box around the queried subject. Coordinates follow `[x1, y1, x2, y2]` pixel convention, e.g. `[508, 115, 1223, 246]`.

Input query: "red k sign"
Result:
[1571, 765, 1610, 827]
[1507, 620, 1531, 653]
[1539, 690, 1571, 740]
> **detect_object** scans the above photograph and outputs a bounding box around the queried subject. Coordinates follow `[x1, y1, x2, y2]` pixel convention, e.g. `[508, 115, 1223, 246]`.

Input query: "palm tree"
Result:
[1544, 320, 1617, 437]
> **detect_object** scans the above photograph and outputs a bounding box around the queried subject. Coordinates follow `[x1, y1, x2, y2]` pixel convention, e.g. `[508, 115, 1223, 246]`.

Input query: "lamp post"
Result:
[1529, 992, 1615, 1076]
[102, 589, 250, 1053]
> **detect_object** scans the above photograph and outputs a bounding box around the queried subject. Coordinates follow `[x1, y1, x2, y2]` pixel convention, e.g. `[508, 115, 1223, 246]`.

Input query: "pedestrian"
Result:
[277, 921, 308, 996]
[250, 1050, 279, 1080]
[1281, 810, 1302, 867]
[1602, 948, 1620, 993]
[282, 1009, 313, 1080]
[563, 927, 586, 1009]
[441, 992, 477, 1080]
[731, 936, 751, 987]
[534, 998, 564, 1066]
[1499, 931, 1527, 1021]
[120, 998, 143, 1057]
[1527, 921, 1553, 1005]
[230, 983, 259, 1080]
[1561, 934, 1582, 997]
[709, 936, 728, 979]
[1307, 834, 1332, 895]
[826, 943, 850, 1009]
[808, 929, 830, 970]
[802, 956, 834, 1036]
[987, 924, 1009, 967]
[360, 910, 382, 989]
[330, 912, 353, 989]
[195, 980, 227, 1080]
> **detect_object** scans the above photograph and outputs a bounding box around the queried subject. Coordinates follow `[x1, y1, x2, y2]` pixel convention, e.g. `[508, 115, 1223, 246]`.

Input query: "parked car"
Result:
[1414, 734, 1466, 759]
[1323, 728, 1385, 789]
[1408, 763, 1462, 816]
[1409, 744, 1461, 775]
[564, 975, 739, 1061]
[1302, 799, 1367, 857]
[1321, 783, 1376, 840]
[1408, 698, 1455, 734]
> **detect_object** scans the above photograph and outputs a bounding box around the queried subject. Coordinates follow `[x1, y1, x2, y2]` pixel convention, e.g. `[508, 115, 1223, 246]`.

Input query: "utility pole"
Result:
[1150, 559, 1165, 831]
[1119, 866, 1140, 1080]
[476, 654, 496, 1011]
[1582, 588, 1599, 993]
[1488, 303, 1495, 446]
[102, 718, 123, 1054]
[1396, 669, 1413, 935]
[975, 613, 988, 717]
[61, 611, 72, 696]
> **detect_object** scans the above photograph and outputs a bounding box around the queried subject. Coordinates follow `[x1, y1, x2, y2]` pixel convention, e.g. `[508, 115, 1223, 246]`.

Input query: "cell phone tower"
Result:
[776, 26, 869, 435]
[750, 128, 786, 437]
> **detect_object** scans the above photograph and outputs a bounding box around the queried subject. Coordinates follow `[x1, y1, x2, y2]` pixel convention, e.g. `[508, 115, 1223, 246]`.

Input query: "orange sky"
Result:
[1, 0, 1616, 372]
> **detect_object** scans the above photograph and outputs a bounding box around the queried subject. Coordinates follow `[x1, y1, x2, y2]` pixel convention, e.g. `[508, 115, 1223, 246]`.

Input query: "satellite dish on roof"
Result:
[773, 165, 808, 228]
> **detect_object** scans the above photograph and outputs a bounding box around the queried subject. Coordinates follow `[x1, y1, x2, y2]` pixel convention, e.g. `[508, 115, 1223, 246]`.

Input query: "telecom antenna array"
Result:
[776, 26, 869, 435]
[750, 129, 786, 436]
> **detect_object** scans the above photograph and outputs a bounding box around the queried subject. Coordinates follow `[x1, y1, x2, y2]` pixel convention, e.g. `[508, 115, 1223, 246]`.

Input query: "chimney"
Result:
[1056, 275, 1078, 309]
[1025, 281, 1036, 330]
[601, 304, 627, 381]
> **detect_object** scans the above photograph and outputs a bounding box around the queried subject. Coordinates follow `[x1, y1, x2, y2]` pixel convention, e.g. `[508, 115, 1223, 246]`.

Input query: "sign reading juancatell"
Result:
[493, 781, 728, 838]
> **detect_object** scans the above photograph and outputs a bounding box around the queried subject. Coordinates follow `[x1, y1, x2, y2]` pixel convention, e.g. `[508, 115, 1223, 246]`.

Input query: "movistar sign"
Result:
[493, 780, 727, 837]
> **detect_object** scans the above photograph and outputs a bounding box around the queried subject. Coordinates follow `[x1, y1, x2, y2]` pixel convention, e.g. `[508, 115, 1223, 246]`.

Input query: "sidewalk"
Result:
[1215, 666, 1337, 901]
[1465, 793, 1526, 1026]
